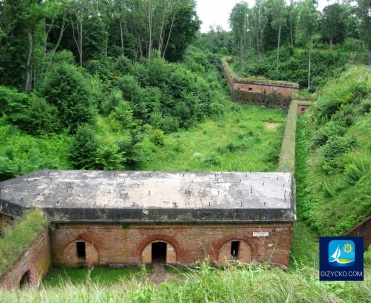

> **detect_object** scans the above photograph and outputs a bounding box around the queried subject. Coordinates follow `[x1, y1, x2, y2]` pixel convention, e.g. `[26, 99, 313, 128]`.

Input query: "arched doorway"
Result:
[142, 241, 176, 265]
[218, 239, 251, 265]
[63, 240, 99, 267]
[152, 242, 167, 264]
[19, 270, 30, 288]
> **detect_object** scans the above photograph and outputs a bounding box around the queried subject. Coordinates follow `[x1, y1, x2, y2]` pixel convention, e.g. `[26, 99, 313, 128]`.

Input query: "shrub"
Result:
[69, 125, 100, 169]
[203, 152, 221, 166]
[150, 129, 165, 147]
[38, 64, 95, 133]
[95, 143, 125, 170]
[345, 160, 369, 185]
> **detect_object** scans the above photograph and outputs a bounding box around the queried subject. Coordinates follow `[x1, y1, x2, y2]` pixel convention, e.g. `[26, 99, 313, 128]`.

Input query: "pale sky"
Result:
[196, 0, 334, 33]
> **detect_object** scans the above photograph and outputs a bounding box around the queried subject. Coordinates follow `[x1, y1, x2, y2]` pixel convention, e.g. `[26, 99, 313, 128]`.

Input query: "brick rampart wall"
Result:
[51, 223, 293, 268]
[0, 230, 51, 289]
[346, 216, 371, 251]
[222, 62, 299, 110]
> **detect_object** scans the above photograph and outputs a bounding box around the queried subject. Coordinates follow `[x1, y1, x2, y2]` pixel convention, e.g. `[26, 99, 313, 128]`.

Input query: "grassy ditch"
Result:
[141, 103, 286, 172]
[1, 261, 370, 302]
[0, 210, 48, 276]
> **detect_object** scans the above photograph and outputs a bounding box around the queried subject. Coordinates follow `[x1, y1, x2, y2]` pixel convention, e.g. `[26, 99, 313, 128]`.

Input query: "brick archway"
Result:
[60, 233, 101, 267]
[63, 239, 99, 267]
[212, 235, 256, 264]
[137, 234, 183, 265]
[217, 239, 251, 266]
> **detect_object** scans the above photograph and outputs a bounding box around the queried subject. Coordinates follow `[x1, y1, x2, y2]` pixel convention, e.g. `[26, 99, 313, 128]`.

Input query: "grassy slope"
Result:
[141, 104, 286, 172]
[298, 65, 371, 235]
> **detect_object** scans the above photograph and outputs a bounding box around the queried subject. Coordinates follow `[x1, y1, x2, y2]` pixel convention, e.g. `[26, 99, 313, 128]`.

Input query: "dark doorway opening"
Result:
[19, 270, 30, 288]
[152, 242, 167, 264]
[231, 241, 240, 259]
[76, 242, 86, 260]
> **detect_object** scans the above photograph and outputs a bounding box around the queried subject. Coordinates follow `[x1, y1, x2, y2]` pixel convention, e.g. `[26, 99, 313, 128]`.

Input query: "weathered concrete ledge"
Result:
[0, 170, 296, 223]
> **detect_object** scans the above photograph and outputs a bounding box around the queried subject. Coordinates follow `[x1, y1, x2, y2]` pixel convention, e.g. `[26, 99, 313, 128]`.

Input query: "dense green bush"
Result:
[69, 125, 100, 169]
[38, 64, 95, 134]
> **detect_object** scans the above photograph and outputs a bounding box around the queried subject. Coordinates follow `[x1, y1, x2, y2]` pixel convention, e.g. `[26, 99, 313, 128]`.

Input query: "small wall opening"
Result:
[231, 241, 240, 259]
[248, 87, 252, 91]
[152, 242, 167, 264]
[218, 239, 251, 265]
[19, 270, 30, 288]
[76, 242, 86, 260]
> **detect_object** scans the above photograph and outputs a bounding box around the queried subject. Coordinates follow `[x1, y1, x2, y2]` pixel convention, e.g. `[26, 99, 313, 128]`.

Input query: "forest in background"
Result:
[0, 0, 370, 181]
[0, 0, 370, 228]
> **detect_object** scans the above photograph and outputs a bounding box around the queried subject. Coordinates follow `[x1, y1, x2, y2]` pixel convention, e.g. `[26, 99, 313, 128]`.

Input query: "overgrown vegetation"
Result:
[236, 48, 350, 90]
[1, 260, 370, 302]
[140, 104, 286, 172]
[297, 65, 371, 235]
[0, 210, 48, 276]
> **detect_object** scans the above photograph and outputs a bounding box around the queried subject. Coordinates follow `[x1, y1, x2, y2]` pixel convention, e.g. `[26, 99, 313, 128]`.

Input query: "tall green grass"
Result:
[1, 262, 370, 303]
[297, 66, 371, 235]
[141, 103, 286, 172]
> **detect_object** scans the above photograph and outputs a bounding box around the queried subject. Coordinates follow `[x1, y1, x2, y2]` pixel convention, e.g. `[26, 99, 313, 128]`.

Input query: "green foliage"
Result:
[38, 64, 95, 133]
[0, 85, 28, 120]
[69, 124, 100, 170]
[0, 210, 48, 276]
[142, 105, 286, 172]
[115, 129, 146, 169]
[297, 66, 371, 235]
[241, 49, 348, 89]
[150, 129, 165, 147]
[2, 261, 370, 302]
[0, 156, 18, 181]
[96, 143, 125, 170]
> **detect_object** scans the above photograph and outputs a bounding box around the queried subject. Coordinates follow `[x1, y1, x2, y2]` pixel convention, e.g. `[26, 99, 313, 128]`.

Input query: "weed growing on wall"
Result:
[0, 210, 48, 276]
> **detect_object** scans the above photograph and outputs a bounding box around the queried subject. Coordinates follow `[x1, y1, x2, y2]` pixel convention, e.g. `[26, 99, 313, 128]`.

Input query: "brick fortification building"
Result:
[0, 170, 295, 274]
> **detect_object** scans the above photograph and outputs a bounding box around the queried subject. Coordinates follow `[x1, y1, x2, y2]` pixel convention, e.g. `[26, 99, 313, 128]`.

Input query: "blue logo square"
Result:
[319, 237, 364, 281]
[328, 240, 355, 267]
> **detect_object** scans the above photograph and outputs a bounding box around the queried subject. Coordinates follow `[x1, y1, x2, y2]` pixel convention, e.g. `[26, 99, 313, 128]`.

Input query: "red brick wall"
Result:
[234, 82, 297, 97]
[297, 104, 310, 115]
[346, 216, 371, 251]
[222, 62, 298, 110]
[51, 223, 293, 268]
[0, 230, 51, 289]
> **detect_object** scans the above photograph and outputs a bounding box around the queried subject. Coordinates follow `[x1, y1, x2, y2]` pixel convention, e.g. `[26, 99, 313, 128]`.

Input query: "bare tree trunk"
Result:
[290, 20, 293, 47]
[158, 0, 170, 55]
[276, 24, 281, 76]
[329, 38, 333, 53]
[239, 35, 244, 75]
[119, 19, 124, 55]
[148, 0, 153, 59]
[25, 30, 33, 91]
[163, 8, 176, 58]
[43, 11, 66, 82]
[308, 33, 313, 88]
[78, 7, 83, 66]
[71, 7, 83, 66]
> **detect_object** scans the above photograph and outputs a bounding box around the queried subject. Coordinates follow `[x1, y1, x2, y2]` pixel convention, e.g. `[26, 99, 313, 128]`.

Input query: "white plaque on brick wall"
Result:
[253, 232, 269, 237]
